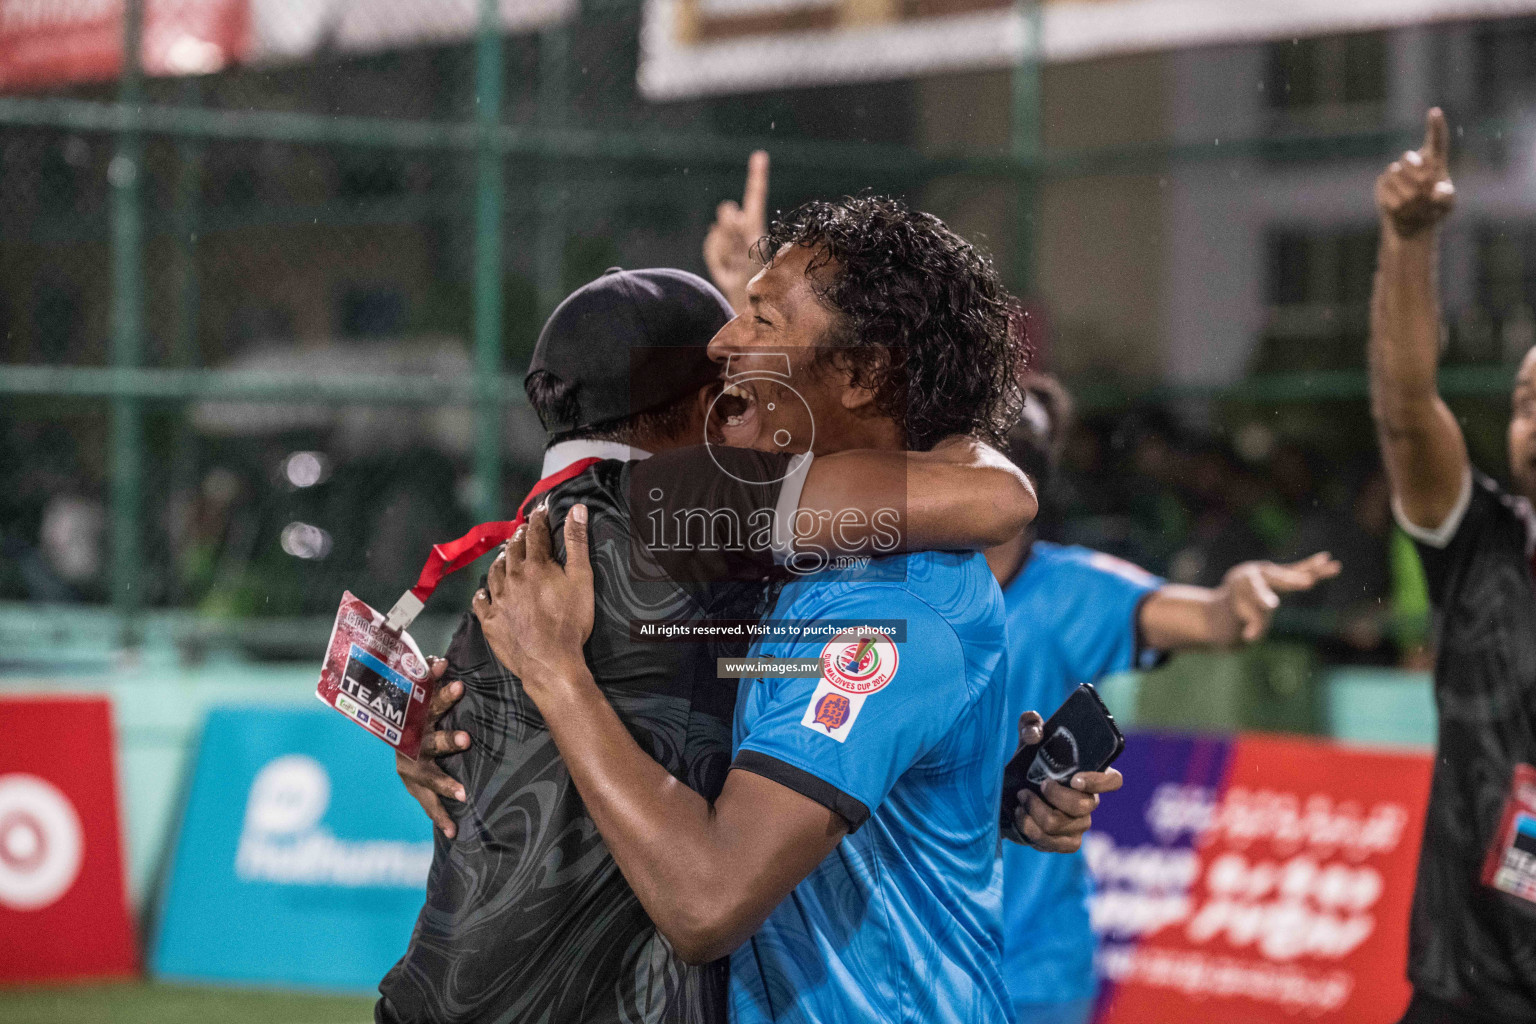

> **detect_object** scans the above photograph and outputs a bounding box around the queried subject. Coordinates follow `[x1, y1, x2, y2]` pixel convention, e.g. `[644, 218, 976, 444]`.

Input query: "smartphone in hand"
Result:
[1000, 683, 1125, 835]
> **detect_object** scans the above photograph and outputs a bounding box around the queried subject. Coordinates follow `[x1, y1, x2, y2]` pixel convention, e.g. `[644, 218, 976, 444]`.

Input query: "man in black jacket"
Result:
[1369, 108, 1536, 1024]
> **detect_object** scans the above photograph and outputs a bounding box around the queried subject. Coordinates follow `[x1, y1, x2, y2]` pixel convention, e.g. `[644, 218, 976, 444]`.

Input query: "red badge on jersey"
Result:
[801, 628, 899, 742]
[821, 629, 899, 694]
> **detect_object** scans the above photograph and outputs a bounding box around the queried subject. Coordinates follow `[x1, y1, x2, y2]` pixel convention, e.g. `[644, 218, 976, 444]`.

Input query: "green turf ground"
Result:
[0, 982, 377, 1024]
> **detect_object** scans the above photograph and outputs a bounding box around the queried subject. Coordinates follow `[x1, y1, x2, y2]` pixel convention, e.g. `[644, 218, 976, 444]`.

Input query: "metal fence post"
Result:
[473, 0, 506, 522]
[110, 0, 146, 622]
[1011, 0, 1043, 297]
[166, 76, 205, 607]
[536, 24, 571, 319]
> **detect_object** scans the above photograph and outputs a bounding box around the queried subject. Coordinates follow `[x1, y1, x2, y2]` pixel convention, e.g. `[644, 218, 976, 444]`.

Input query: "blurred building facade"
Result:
[3, 3, 1536, 668]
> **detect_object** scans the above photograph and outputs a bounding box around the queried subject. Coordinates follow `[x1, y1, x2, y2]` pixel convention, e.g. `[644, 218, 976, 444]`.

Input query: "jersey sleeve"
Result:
[730, 587, 974, 831]
[626, 445, 810, 583]
[1395, 470, 1500, 605]
[1057, 550, 1165, 679]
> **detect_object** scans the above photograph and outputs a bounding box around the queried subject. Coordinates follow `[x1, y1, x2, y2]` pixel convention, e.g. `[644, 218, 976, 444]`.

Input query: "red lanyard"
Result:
[383, 456, 603, 631]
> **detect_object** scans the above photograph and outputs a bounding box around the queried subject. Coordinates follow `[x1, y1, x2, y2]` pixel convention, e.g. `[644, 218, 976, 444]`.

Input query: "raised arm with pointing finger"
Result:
[702, 150, 768, 314]
[1370, 107, 1466, 533]
[1366, 109, 1536, 1024]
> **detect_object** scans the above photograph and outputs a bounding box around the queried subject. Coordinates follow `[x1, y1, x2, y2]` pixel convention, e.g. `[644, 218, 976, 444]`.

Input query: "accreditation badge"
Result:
[1481, 762, 1536, 905]
[316, 592, 435, 757]
[314, 456, 603, 757]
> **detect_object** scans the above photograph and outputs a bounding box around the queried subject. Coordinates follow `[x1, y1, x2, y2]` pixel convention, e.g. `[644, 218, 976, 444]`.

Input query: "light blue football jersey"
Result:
[999, 542, 1163, 1007]
[728, 550, 1013, 1024]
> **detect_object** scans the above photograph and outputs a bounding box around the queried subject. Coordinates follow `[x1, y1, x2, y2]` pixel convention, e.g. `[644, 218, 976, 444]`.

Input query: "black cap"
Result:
[526, 267, 734, 433]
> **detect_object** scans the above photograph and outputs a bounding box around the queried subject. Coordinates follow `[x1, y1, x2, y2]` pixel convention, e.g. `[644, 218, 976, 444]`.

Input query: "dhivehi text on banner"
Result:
[1086, 731, 1432, 1024]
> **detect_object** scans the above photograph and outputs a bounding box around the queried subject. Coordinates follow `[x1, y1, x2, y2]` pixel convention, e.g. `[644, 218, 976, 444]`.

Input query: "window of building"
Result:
[1254, 225, 1377, 372]
[1263, 32, 1388, 152]
[1453, 223, 1536, 364]
[1474, 17, 1536, 116]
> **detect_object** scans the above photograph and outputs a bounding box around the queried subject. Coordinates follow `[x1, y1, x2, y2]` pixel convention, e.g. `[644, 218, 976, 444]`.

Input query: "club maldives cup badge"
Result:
[801, 628, 899, 743]
[315, 457, 603, 757]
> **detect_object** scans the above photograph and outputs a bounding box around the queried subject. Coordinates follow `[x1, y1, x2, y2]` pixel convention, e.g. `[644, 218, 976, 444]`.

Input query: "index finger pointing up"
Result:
[1422, 107, 1448, 164]
[742, 150, 769, 224]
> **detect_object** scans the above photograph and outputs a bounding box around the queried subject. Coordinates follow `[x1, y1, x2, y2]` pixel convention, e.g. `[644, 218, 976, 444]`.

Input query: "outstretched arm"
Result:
[1371, 108, 1469, 532]
[1138, 552, 1340, 651]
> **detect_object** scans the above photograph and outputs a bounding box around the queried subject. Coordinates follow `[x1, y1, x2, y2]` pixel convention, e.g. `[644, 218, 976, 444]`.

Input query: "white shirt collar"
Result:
[540, 439, 652, 476]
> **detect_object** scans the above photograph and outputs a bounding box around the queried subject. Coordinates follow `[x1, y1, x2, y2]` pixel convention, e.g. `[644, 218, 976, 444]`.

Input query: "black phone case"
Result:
[999, 682, 1126, 833]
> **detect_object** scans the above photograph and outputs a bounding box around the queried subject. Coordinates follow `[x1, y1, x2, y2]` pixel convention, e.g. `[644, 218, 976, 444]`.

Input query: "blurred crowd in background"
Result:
[0, 391, 1436, 669]
[1045, 411, 1428, 667]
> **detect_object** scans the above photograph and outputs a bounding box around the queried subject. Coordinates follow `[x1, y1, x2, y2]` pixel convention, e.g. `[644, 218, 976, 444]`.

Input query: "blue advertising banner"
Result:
[1084, 731, 1235, 1017]
[152, 706, 434, 991]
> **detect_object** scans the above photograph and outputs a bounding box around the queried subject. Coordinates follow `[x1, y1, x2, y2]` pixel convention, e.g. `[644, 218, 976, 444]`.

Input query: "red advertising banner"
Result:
[1095, 733, 1432, 1024]
[0, 0, 249, 93]
[0, 694, 137, 984]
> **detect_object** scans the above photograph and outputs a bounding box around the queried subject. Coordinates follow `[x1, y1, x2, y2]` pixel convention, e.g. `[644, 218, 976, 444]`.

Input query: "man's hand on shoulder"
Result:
[467, 503, 847, 965]
[396, 657, 472, 838]
[472, 505, 596, 695]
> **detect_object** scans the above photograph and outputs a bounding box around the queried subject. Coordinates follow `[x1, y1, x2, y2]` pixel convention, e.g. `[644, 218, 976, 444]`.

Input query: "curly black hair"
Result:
[756, 195, 1026, 451]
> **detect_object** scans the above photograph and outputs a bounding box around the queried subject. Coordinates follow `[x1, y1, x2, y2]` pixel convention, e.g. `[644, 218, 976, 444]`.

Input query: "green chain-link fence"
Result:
[1, 1, 1520, 665]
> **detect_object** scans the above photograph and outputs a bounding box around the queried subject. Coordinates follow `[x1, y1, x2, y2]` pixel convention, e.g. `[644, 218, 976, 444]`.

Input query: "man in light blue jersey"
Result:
[985, 375, 1340, 1024]
[725, 547, 1008, 1022]
[466, 197, 1119, 1024]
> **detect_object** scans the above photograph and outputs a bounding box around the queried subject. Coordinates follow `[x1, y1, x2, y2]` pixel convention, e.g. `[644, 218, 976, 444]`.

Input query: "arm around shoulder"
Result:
[800, 437, 1037, 555]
